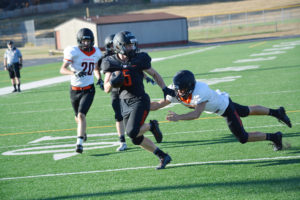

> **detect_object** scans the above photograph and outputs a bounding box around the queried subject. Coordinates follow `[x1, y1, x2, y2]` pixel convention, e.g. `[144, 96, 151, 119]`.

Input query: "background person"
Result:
[3, 40, 23, 92]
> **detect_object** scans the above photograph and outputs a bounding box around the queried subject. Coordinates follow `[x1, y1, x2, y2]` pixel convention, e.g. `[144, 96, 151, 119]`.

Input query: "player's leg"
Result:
[224, 99, 283, 150]
[8, 69, 17, 92]
[233, 101, 292, 128]
[75, 86, 95, 153]
[14, 63, 21, 92]
[123, 95, 171, 169]
[111, 92, 127, 151]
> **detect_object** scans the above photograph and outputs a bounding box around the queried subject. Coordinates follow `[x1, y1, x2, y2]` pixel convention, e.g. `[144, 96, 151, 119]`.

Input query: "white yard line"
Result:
[1, 155, 299, 181]
[0, 76, 71, 96]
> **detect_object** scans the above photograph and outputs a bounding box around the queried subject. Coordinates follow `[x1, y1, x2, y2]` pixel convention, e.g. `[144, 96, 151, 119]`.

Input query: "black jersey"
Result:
[98, 51, 114, 70]
[101, 52, 151, 99]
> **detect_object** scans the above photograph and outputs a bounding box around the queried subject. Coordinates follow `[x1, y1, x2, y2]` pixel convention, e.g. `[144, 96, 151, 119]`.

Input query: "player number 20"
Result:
[81, 62, 94, 75]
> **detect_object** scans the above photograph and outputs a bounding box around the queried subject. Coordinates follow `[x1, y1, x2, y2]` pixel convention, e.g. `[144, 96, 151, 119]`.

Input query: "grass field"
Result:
[0, 37, 300, 200]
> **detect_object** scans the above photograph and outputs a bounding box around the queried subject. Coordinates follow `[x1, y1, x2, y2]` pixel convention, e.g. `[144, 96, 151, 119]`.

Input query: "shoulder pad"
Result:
[131, 52, 151, 69]
[135, 52, 151, 63]
[101, 56, 123, 73]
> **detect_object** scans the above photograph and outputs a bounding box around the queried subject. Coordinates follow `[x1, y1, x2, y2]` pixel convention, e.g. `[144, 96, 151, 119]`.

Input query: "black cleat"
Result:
[273, 132, 283, 151]
[83, 133, 87, 142]
[12, 89, 17, 93]
[150, 120, 163, 143]
[156, 154, 172, 170]
[76, 144, 83, 153]
[277, 107, 292, 128]
[17, 88, 21, 92]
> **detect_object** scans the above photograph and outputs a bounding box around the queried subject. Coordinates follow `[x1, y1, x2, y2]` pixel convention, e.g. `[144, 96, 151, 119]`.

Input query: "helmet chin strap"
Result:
[80, 44, 92, 52]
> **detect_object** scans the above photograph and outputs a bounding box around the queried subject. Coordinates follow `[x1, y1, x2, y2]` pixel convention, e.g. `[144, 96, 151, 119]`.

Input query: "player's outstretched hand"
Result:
[166, 111, 179, 122]
[162, 87, 175, 100]
[96, 79, 104, 90]
[74, 71, 87, 78]
[146, 77, 156, 85]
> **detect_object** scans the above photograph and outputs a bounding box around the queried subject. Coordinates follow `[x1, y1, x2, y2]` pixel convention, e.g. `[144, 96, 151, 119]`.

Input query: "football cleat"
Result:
[12, 89, 17, 93]
[83, 133, 87, 142]
[17, 88, 21, 92]
[116, 142, 127, 151]
[272, 132, 283, 151]
[150, 120, 163, 143]
[156, 154, 172, 170]
[277, 107, 292, 128]
[76, 144, 83, 153]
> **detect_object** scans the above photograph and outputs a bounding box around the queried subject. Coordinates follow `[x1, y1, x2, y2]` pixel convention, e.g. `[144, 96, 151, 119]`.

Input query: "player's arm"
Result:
[143, 72, 156, 85]
[144, 68, 166, 89]
[150, 99, 171, 111]
[60, 62, 74, 75]
[166, 101, 207, 122]
[18, 54, 23, 69]
[94, 62, 101, 80]
[3, 57, 7, 70]
[103, 72, 113, 93]
[94, 61, 105, 90]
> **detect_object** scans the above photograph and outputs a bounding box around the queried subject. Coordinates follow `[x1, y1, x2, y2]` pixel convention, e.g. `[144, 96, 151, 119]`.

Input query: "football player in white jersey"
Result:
[60, 28, 103, 153]
[151, 70, 292, 151]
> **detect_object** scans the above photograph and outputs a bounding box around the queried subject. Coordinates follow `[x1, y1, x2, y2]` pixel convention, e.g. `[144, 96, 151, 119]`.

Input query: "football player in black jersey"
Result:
[99, 34, 157, 152]
[99, 34, 128, 151]
[101, 31, 175, 169]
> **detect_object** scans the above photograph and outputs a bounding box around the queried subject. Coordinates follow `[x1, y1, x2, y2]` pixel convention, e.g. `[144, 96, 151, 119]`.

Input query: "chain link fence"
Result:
[188, 5, 300, 41]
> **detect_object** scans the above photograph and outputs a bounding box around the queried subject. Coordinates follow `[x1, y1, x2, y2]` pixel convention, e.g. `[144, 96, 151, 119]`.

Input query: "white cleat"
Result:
[116, 142, 127, 151]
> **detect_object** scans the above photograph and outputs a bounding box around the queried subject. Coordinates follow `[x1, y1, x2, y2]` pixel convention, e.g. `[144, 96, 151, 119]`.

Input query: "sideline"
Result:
[1, 155, 299, 181]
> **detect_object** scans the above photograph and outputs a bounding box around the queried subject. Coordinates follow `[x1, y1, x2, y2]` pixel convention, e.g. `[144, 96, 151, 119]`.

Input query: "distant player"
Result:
[101, 31, 174, 169]
[151, 70, 292, 151]
[60, 28, 103, 153]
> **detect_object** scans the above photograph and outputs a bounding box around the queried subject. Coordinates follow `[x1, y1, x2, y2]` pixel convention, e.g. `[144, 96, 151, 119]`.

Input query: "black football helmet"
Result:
[104, 34, 115, 55]
[77, 28, 94, 51]
[173, 70, 196, 100]
[113, 31, 138, 58]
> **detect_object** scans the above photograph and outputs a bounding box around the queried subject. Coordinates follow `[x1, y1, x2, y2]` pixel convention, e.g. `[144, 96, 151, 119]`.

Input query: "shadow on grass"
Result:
[35, 176, 300, 200]
[161, 134, 237, 149]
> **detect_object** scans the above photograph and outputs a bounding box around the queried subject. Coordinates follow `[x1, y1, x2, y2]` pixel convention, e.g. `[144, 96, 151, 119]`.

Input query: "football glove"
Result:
[74, 71, 87, 78]
[162, 87, 175, 100]
[146, 77, 156, 85]
[110, 71, 124, 88]
[96, 79, 104, 90]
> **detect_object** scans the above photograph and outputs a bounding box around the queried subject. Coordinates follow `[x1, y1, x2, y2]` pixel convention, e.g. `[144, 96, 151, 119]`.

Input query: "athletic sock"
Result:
[76, 136, 84, 145]
[266, 133, 276, 142]
[269, 109, 280, 118]
[17, 83, 20, 90]
[120, 135, 125, 143]
[153, 148, 167, 159]
[13, 84, 16, 90]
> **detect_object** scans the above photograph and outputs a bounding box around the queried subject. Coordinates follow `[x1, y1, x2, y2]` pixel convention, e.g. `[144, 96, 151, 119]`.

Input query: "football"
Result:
[110, 71, 124, 88]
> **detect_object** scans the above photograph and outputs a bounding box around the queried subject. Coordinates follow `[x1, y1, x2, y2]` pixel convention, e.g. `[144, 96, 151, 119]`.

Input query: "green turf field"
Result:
[0, 37, 299, 200]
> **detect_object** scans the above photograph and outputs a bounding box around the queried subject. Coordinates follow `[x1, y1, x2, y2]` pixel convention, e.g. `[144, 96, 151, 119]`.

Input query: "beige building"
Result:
[54, 12, 188, 50]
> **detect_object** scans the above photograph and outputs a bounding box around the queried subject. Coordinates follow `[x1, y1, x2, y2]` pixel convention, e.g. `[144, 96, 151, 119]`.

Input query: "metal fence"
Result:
[1, 5, 300, 48]
[187, 5, 300, 40]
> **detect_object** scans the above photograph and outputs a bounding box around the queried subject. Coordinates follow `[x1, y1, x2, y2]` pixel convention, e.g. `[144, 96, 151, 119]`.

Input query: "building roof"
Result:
[80, 12, 186, 25]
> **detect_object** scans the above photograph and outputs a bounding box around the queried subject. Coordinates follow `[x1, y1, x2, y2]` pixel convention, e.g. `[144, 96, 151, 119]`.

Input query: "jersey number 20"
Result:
[82, 62, 94, 75]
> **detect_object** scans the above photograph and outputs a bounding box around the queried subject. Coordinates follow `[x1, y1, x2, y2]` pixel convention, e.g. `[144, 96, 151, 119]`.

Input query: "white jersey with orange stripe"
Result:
[166, 82, 229, 115]
[63, 46, 102, 87]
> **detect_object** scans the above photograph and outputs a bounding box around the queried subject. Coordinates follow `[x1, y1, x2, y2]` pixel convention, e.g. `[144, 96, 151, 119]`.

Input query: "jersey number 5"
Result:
[123, 69, 132, 86]
[82, 62, 94, 75]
